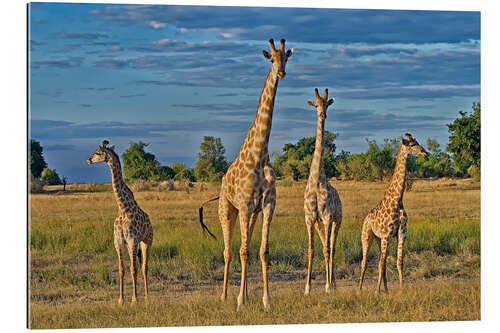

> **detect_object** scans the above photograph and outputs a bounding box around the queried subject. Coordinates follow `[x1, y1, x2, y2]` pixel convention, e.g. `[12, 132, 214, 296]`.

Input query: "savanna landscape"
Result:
[29, 178, 480, 328]
[27, 3, 483, 330]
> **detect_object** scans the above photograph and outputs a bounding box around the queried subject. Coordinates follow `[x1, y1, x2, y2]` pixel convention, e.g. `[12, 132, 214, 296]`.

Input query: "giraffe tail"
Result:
[198, 196, 219, 240]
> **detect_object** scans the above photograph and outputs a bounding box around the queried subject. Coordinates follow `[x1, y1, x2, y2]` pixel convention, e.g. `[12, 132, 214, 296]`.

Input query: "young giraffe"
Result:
[358, 133, 428, 293]
[304, 88, 342, 295]
[199, 39, 293, 310]
[87, 140, 153, 304]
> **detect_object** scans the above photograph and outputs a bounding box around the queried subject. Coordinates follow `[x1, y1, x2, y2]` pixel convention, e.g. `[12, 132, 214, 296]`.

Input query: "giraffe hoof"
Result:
[304, 285, 311, 295]
[237, 295, 244, 311]
[131, 298, 137, 305]
[262, 296, 270, 310]
[118, 298, 124, 305]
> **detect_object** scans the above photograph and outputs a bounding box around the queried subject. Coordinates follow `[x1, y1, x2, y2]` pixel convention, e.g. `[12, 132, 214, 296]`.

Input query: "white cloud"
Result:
[146, 20, 167, 29]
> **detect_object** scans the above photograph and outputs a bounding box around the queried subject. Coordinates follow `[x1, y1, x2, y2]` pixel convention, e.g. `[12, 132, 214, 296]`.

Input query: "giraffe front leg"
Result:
[322, 241, 331, 294]
[397, 219, 407, 289]
[114, 236, 125, 305]
[376, 238, 388, 293]
[376, 237, 389, 294]
[218, 196, 237, 302]
[304, 217, 315, 296]
[237, 211, 251, 311]
[359, 223, 373, 292]
[260, 193, 275, 310]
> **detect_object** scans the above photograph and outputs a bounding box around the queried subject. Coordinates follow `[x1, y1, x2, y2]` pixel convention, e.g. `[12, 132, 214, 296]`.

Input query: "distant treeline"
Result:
[29, 102, 480, 188]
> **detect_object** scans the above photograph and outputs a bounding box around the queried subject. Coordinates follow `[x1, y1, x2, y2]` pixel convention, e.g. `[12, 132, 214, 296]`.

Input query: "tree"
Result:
[41, 168, 62, 185]
[121, 141, 168, 182]
[335, 139, 395, 181]
[194, 136, 228, 181]
[62, 176, 68, 191]
[407, 139, 455, 178]
[446, 102, 480, 176]
[30, 139, 47, 179]
[272, 131, 338, 180]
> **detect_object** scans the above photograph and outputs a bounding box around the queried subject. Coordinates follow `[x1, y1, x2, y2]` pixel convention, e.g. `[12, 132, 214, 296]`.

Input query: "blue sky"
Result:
[28, 2, 480, 183]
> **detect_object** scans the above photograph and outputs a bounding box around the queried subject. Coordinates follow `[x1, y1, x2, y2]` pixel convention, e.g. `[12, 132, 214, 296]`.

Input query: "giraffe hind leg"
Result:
[376, 238, 388, 293]
[237, 210, 252, 311]
[140, 239, 152, 301]
[126, 239, 139, 303]
[397, 222, 407, 289]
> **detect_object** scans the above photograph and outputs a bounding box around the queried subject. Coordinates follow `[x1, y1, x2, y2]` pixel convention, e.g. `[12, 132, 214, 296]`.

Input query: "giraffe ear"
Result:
[262, 50, 272, 59]
[327, 98, 335, 106]
[307, 101, 316, 108]
[286, 48, 293, 58]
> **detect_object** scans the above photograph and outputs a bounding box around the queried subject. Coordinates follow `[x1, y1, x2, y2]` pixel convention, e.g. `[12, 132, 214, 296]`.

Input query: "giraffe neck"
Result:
[308, 116, 326, 183]
[106, 151, 136, 211]
[241, 66, 279, 163]
[383, 143, 408, 205]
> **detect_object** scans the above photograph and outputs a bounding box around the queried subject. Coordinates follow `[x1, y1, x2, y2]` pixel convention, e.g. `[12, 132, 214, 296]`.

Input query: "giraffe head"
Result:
[87, 140, 116, 165]
[402, 133, 428, 157]
[307, 88, 335, 120]
[262, 39, 293, 79]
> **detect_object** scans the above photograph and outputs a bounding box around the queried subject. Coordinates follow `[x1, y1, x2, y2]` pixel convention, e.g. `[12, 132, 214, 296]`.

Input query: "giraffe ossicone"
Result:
[304, 88, 342, 295]
[87, 140, 153, 304]
[358, 133, 428, 293]
[199, 38, 293, 311]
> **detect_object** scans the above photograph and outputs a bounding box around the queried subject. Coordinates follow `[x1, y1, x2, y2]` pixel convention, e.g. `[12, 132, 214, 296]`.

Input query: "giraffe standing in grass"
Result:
[304, 88, 342, 295]
[87, 140, 153, 304]
[199, 39, 293, 310]
[359, 133, 428, 293]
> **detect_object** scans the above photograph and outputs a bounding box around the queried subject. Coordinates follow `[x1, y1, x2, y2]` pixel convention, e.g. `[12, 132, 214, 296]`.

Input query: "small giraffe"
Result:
[87, 140, 153, 304]
[304, 88, 342, 295]
[199, 39, 293, 310]
[358, 133, 428, 293]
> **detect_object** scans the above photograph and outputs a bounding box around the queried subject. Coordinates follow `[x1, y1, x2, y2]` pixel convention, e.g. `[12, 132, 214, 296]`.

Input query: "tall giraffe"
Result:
[87, 140, 153, 304]
[199, 39, 293, 310]
[303, 88, 342, 295]
[358, 133, 428, 293]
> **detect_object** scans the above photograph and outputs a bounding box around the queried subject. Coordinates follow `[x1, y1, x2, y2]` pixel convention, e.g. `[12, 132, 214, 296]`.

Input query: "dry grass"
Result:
[29, 178, 480, 328]
[29, 279, 480, 329]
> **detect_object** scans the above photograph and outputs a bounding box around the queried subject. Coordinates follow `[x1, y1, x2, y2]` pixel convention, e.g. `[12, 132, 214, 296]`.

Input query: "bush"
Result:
[30, 176, 44, 193]
[174, 167, 195, 182]
[41, 168, 62, 185]
[467, 165, 480, 182]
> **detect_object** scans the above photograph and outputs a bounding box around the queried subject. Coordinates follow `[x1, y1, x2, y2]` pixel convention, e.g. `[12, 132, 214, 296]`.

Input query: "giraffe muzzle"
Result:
[87, 159, 92, 165]
[278, 71, 286, 79]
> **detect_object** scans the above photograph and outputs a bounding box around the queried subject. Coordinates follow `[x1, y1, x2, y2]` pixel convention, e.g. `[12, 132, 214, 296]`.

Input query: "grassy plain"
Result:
[29, 178, 480, 328]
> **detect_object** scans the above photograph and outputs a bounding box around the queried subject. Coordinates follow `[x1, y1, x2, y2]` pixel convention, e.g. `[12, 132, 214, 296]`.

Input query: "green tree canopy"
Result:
[30, 139, 47, 178]
[272, 131, 338, 180]
[41, 167, 62, 185]
[194, 136, 228, 181]
[121, 141, 169, 182]
[446, 102, 481, 175]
